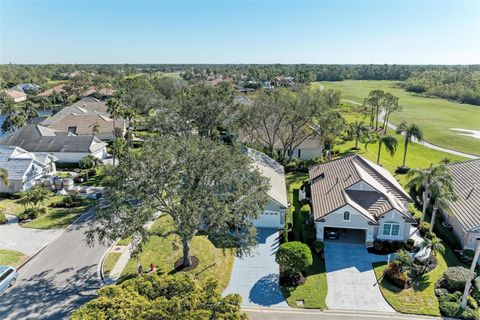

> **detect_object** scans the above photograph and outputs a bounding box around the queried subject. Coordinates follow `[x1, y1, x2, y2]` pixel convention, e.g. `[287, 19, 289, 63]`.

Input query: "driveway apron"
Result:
[223, 228, 288, 307]
[324, 242, 394, 312]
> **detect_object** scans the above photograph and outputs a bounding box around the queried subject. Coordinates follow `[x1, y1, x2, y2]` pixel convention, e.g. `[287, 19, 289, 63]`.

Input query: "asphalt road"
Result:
[0, 209, 110, 320]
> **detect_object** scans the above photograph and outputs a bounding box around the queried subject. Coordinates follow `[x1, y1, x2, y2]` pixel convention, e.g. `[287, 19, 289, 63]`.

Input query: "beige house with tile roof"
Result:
[442, 159, 480, 250]
[304, 155, 415, 246]
[4, 89, 27, 102]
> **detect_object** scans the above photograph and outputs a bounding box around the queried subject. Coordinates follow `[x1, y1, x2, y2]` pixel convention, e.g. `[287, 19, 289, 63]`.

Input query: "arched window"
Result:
[343, 211, 350, 221]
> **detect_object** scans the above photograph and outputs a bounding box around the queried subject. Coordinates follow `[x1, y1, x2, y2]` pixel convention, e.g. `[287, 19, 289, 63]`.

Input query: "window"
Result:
[67, 126, 77, 134]
[298, 149, 301, 158]
[383, 222, 400, 237]
[0, 269, 13, 282]
[343, 211, 350, 221]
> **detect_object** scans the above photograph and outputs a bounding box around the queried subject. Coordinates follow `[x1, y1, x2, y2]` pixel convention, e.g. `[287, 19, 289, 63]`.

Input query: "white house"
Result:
[0, 145, 56, 193]
[0, 125, 108, 163]
[305, 155, 415, 246]
[246, 148, 288, 229]
[3, 89, 27, 103]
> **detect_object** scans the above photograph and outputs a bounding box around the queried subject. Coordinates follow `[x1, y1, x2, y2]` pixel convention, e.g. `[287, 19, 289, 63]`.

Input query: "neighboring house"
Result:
[12, 83, 41, 93]
[41, 97, 126, 140]
[442, 159, 480, 250]
[246, 148, 288, 229]
[0, 145, 56, 193]
[3, 89, 27, 103]
[38, 84, 66, 97]
[304, 155, 415, 247]
[0, 125, 108, 163]
[82, 87, 115, 99]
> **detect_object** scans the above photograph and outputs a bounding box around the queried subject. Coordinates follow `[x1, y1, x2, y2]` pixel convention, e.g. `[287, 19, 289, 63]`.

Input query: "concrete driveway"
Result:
[0, 214, 62, 256]
[223, 228, 288, 307]
[324, 242, 394, 312]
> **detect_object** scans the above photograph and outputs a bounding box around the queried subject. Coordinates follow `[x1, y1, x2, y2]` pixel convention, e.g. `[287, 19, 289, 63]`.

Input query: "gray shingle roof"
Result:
[0, 125, 107, 153]
[446, 159, 480, 231]
[309, 155, 412, 222]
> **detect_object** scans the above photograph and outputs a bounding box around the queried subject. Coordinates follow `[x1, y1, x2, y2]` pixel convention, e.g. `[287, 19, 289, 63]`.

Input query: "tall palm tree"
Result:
[382, 93, 402, 133]
[106, 98, 122, 166]
[350, 120, 370, 150]
[0, 168, 9, 188]
[407, 163, 451, 222]
[121, 107, 137, 148]
[364, 90, 385, 129]
[396, 122, 423, 168]
[22, 101, 39, 120]
[0, 96, 16, 117]
[376, 134, 398, 165]
[423, 237, 444, 273]
[429, 177, 458, 233]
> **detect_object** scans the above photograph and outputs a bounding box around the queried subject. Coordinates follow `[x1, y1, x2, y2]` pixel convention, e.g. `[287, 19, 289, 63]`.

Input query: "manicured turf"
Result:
[315, 80, 480, 156]
[0, 196, 95, 229]
[335, 112, 466, 186]
[0, 249, 26, 267]
[372, 245, 461, 316]
[103, 252, 122, 277]
[120, 215, 235, 291]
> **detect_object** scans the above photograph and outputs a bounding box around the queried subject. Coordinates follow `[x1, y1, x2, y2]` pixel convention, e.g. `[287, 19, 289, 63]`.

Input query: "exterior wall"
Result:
[252, 199, 286, 229]
[292, 148, 323, 161]
[441, 210, 468, 249]
[0, 179, 24, 193]
[314, 205, 376, 243]
[375, 210, 410, 242]
[92, 148, 108, 160]
[13, 96, 27, 103]
[51, 152, 92, 163]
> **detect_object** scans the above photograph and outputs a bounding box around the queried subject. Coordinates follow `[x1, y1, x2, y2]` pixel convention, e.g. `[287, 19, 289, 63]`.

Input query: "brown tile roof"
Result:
[4, 89, 26, 99]
[82, 87, 115, 97]
[309, 155, 413, 222]
[446, 159, 480, 231]
[37, 84, 66, 97]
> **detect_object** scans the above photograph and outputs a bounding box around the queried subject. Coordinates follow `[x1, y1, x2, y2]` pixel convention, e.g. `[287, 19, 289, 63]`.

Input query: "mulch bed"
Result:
[173, 256, 199, 272]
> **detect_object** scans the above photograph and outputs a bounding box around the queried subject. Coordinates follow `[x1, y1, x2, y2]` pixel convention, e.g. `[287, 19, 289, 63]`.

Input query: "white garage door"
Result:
[253, 210, 281, 228]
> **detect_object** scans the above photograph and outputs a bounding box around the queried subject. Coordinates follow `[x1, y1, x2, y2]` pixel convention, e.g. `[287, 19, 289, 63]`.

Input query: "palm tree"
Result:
[350, 121, 370, 150]
[0, 168, 8, 188]
[121, 107, 137, 148]
[22, 101, 39, 121]
[382, 93, 402, 133]
[423, 237, 445, 272]
[0, 96, 16, 117]
[79, 155, 102, 181]
[429, 177, 458, 233]
[407, 163, 451, 222]
[106, 98, 122, 166]
[376, 134, 398, 165]
[364, 90, 385, 129]
[396, 122, 423, 168]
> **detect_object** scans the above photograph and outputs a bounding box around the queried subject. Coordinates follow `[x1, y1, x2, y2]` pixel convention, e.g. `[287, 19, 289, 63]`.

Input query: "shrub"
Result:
[312, 240, 324, 252]
[439, 301, 461, 318]
[435, 288, 450, 298]
[384, 262, 409, 289]
[473, 277, 480, 302]
[460, 308, 480, 320]
[442, 267, 473, 292]
[418, 221, 430, 235]
[22, 207, 47, 220]
[276, 241, 313, 273]
[409, 204, 422, 221]
[53, 195, 84, 208]
[468, 295, 478, 310]
[0, 211, 6, 225]
[279, 269, 305, 287]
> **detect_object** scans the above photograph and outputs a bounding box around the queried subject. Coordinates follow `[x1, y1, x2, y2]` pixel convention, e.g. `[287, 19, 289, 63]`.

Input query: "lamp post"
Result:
[461, 237, 480, 309]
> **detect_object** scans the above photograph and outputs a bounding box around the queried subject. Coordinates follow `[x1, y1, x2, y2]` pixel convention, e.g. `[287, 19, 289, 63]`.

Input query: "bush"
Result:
[409, 204, 422, 221]
[276, 241, 313, 273]
[418, 221, 430, 235]
[22, 207, 47, 220]
[0, 211, 6, 225]
[458, 249, 476, 265]
[312, 240, 324, 252]
[384, 262, 409, 289]
[468, 295, 478, 310]
[460, 308, 480, 320]
[52, 195, 84, 208]
[442, 266, 473, 292]
[279, 269, 305, 287]
[435, 288, 450, 298]
[439, 301, 461, 318]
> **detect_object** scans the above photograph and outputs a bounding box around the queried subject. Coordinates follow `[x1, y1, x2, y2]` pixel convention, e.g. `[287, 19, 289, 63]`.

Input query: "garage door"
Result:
[253, 210, 281, 228]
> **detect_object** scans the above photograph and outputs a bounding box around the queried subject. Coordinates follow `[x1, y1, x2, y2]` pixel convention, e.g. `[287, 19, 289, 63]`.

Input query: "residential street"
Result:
[0, 209, 110, 320]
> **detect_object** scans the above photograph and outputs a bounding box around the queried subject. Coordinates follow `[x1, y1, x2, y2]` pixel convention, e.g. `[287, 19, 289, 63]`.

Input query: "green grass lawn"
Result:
[282, 254, 327, 309]
[315, 80, 480, 156]
[79, 167, 109, 187]
[120, 215, 235, 292]
[0, 249, 27, 267]
[103, 252, 122, 277]
[335, 112, 466, 186]
[373, 245, 461, 316]
[0, 196, 95, 229]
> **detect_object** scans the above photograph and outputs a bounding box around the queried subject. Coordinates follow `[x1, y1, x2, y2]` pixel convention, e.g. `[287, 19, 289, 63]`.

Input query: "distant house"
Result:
[0, 125, 108, 163]
[41, 97, 126, 140]
[246, 148, 288, 229]
[12, 83, 41, 93]
[82, 87, 115, 99]
[3, 89, 27, 103]
[38, 84, 66, 97]
[0, 145, 56, 193]
[305, 155, 415, 246]
[272, 76, 295, 87]
[442, 159, 480, 250]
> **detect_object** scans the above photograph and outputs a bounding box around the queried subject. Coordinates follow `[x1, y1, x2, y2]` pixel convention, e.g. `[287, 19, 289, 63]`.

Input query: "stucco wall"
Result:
[292, 148, 323, 161]
[376, 210, 410, 242]
[252, 199, 286, 228]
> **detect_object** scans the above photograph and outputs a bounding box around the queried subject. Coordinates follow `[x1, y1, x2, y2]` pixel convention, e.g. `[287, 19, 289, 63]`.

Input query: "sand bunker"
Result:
[451, 128, 480, 139]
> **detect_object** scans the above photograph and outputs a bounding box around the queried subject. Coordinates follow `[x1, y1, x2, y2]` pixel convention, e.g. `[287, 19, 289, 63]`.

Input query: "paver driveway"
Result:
[223, 228, 287, 307]
[324, 242, 394, 312]
[0, 214, 62, 255]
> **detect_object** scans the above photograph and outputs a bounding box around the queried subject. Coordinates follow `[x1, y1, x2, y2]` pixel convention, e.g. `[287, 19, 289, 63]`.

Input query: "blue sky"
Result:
[1, 0, 479, 64]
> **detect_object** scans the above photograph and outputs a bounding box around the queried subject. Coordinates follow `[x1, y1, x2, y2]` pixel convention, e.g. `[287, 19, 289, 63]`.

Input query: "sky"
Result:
[0, 0, 479, 64]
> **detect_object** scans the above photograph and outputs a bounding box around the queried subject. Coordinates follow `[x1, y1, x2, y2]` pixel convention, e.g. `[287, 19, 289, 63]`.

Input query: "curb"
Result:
[98, 243, 116, 285]
[17, 207, 95, 271]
